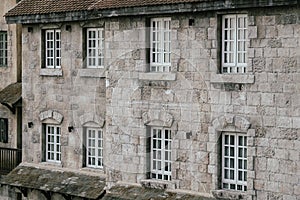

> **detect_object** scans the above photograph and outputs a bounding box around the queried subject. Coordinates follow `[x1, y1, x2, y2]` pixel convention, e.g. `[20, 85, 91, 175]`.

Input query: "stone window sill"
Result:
[212, 189, 247, 200]
[78, 68, 106, 78]
[211, 73, 255, 84]
[139, 72, 176, 81]
[40, 68, 63, 76]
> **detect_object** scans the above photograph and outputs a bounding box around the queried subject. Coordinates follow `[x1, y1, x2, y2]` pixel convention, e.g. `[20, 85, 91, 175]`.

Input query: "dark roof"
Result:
[0, 165, 106, 199]
[0, 82, 21, 105]
[5, 0, 209, 16]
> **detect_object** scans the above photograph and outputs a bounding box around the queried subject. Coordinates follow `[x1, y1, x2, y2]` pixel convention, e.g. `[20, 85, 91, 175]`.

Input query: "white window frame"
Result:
[46, 124, 61, 163]
[45, 29, 61, 68]
[222, 132, 247, 191]
[222, 14, 248, 73]
[86, 128, 103, 168]
[0, 31, 7, 66]
[87, 28, 104, 68]
[151, 127, 172, 181]
[150, 18, 171, 72]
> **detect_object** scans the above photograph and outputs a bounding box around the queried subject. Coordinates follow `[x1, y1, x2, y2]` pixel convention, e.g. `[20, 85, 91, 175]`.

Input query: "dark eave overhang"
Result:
[5, 0, 299, 24]
[0, 82, 22, 114]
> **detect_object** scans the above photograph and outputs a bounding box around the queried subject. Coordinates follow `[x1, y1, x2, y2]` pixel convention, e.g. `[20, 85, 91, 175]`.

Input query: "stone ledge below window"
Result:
[140, 179, 175, 190]
[139, 72, 176, 81]
[40, 68, 63, 76]
[210, 74, 255, 84]
[211, 190, 248, 200]
[78, 68, 106, 78]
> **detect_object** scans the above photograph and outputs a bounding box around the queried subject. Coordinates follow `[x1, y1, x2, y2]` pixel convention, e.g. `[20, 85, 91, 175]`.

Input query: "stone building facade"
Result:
[0, 0, 22, 150]
[1, 0, 299, 200]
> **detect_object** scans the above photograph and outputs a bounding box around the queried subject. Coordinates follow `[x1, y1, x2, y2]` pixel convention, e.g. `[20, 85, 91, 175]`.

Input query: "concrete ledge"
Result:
[40, 68, 63, 76]
[139, 72, 176, 81]
[211, 73, 255, 84]
[78, 68, 106, 78]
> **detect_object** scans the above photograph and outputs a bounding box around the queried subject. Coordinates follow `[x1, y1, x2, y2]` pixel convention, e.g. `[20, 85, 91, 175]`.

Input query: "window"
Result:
[222, 133, 247, 191]
[151, 127, 171, 181]
[84, 128, 103, 168]
[46, 125, 61, 162]
[222, 14, 247, 73]
[86, 28, 104, 68]
[45, 30, 61, 68]
[150, 18, 171, 72]
[0, 118, 8, 143]
[0, 32, 7, 66]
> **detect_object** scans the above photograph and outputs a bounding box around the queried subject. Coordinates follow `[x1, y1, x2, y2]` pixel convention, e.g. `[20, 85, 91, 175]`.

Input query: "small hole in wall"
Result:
[27, 27, 33, 33]
[66, 25, 72, 32]
[189, 19, 195, 26]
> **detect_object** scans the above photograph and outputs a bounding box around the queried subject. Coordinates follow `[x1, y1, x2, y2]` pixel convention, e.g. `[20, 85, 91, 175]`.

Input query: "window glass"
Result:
[222, 15, 247, 73]
[45, 30, 61, 68]
[0, 32, 8, 66]
[87, 28, 104, 68]
[222, 132, 247, 191]
[151, 127, 171, 181]
[150, 18, 171, 72]
[85, 128, 103, 168]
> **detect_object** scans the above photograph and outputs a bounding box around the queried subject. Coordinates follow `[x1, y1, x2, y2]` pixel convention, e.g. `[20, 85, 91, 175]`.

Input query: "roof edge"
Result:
[5, 0, 299, 24]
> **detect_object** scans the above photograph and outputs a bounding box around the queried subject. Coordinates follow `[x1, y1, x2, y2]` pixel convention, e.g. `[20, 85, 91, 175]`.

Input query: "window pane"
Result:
[222, 15, 247, 73]
[151, 127, 172, 181]
[222, 132, 247, 191]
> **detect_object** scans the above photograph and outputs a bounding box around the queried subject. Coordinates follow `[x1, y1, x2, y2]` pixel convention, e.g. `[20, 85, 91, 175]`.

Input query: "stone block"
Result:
[288, 150, 299, 161]
[207, 28, 216, 40]
[294, 184, 300, 195]
[283, 195, 296, 200]
[234, 115, 250, 132]
[262, 16, 276, 25]
[267, 158, 279, 172]
[282, 38, 298, 48]
[261, 93, 274, 106]
[209, 17, 217, 27]
[247, 92, 260, 106]
[266, 25, 277, 38]
[248, 26, 257, 38]
[276, 117, 292, 128]
[264, 48, 278, 57]
[39, 110, 53, 121]
[280, 14, 297, 25]
[253, 57, 266, 72]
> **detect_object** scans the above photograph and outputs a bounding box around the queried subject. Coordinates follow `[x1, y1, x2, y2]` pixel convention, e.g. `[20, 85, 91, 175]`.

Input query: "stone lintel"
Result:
[142, 111, 173, 128]
[39, 110, 64, 124]
[80, 113, 105, 128]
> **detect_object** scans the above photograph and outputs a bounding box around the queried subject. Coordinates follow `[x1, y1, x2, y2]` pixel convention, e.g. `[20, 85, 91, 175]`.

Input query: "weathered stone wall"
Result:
[21, 21, 106, 168]
[19, 5, 300, 200]
[0, 0, 21, 149]
[103, 6, 300, 199]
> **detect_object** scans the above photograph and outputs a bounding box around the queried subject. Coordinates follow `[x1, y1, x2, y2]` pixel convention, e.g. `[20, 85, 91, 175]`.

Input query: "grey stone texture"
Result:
[0, 0, 21, 149]
[2, 4, 300, 200]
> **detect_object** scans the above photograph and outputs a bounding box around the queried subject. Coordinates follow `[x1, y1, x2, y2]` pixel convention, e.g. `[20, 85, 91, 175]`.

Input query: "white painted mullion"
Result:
[233, 15, 238, 73]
